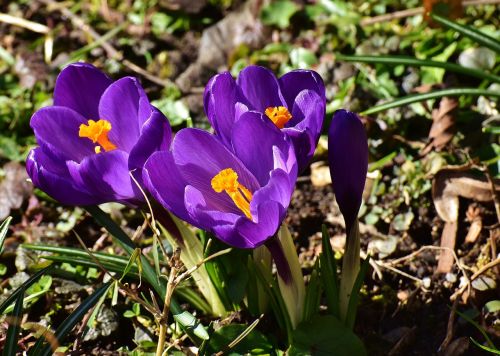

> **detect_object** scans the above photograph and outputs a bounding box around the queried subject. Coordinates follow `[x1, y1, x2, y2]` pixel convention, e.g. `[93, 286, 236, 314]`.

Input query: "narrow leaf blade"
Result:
[2, 286, 24, 356]
[0, 266, 52, 315]
[0, 216, 12, 255]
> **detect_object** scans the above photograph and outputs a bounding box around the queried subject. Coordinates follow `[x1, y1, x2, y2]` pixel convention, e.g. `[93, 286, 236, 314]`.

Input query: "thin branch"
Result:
[0, 12, 49, 33]
[40, 0, 171, 87]
[360, 0, 500, 26]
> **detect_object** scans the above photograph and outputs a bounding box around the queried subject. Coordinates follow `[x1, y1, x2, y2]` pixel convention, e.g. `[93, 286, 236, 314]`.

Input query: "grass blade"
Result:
[0, 216, 12, 255]
[0, 266, 52, 315]
[303, 259, 321, 322]
[35, 282, 112, 356]
[336, 54, 500, 83]
[23, 243, 134, 267]
[430, 13, 500, 54]
[454, 308, 496, 349]
[320, 225, 340, 318]
[345, 255, 370, 330]
[2, 286, 24, 356]
[361, 88, 500, 115]
[470, 337, 500, 355]
[85, 206, 209, 341]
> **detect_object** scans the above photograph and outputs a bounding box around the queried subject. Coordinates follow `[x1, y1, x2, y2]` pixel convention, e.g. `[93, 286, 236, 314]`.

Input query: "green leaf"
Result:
[120, 248, 141, 282]
[252, 257, 293, 343]
[206, 324, 273, 355]
[430, 13, 500, 54]
[361, 88, 500, 115]
[470, 337, 500, 355]
[336, 54, 500, 83]
[345, 256, 370, 330]
[454, 308, 496, 349]
[203, 236, 249, 309]
[260, 0, 299, 29]
[23, 243, 141, 279]
[152, 98, 190, 126]
[161, 216, 227, 316]
[2, 286, 24, 356]
[85, 206, 209, 341]
[303, 259, 321, 322]
[0, 216, 12, 255]
[288, 315, 366, 356]
[33, 282, 112, 356]
[392, 211, 414, 232]
[484, 300, 500, 314]
[123, 310, 137, 318]
[320, 225, 339, 318]
[290, 48, 318, 69]
[0, 266, 52, 315]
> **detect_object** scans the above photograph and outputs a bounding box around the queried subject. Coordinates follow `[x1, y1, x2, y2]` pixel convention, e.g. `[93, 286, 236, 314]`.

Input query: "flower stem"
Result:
[339, 218, 360, 322]
[155, 249, 181, 356]
[265, 225, 306, 329]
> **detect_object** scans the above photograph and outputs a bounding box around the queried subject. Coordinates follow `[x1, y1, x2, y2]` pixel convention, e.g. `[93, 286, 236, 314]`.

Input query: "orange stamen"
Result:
[211, 168, 253, 219]
[79, 119, 117, 153]
[265, 106, 292, 129]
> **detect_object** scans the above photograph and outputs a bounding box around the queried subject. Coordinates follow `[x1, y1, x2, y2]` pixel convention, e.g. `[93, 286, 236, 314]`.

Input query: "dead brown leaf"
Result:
[310, 161, 331, 187]
[424, 0, 463, 25]
[464, 204, 482, 244]
[432, 166, 500, 273]
[442, 337, 470, 356]
[421, 96, 458, 155]
[0, 161, 33, 220]
[176, 0, 269, 93]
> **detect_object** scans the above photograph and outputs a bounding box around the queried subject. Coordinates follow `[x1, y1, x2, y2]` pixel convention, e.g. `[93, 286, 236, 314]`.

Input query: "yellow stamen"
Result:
[265, 106, 292, 129]
[211, 168, 253, 219]
[79, 119, 117, 153]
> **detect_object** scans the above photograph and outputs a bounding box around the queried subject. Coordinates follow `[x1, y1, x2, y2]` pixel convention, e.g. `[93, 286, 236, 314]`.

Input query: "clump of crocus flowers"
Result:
[27, 63, 171, 206]
[26, 62, 369, 348]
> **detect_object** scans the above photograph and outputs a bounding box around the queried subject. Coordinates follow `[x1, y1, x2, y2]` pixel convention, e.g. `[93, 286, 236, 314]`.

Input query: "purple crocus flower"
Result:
[204, 65, 326, 172]
[328, 110, 368, 234]
[143, 111, 297, 249]
[26, 62, 171, 206]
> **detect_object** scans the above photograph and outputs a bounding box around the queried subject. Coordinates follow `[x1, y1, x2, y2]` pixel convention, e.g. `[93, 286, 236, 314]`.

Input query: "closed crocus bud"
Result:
[328, 110, 368, 234]
[328, 109, 368, 323]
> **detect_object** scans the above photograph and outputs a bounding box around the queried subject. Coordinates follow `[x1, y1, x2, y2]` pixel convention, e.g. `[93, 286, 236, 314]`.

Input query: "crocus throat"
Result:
[211, 168, 253, 219]
[265, 106, 292, 129]
[79, 119, 117, 154]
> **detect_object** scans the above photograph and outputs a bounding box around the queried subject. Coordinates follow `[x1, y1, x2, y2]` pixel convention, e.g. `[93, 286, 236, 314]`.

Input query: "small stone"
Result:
[422, 277, 431, 289]
[445, 273, 457, 283]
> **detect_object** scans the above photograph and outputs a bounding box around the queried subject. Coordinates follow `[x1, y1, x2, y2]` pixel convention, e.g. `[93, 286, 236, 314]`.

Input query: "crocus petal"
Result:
[285, 89, 325, 170]
[172, 129, 260, 210]
[251, 168, 293, 216]
[210, 169, 292, 249]
[143, 151, 193, 224]
[289, 90, 325, 132]
[328, 110, 368, 233]
[237, 66, 286, 111]
[204, 72, 249, 146]
[232, 201, 283, 248]
[279, 69, 326, 110]
[129, 109, 172, 176]
[26, 148, 96, 205]
[67, 150, 139, 204]
[30, 106, 95, 162]
[98, 77, 150, 152]
[282, 128, 314, 173]
[232, 111, 290, 186]
[184, 185, 240, 230]
[53, 62, 113, 120]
